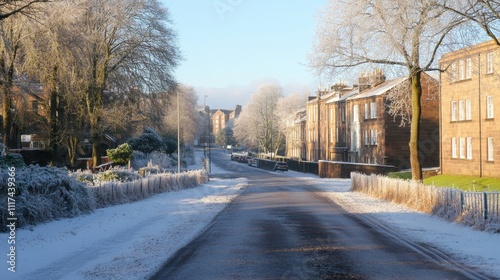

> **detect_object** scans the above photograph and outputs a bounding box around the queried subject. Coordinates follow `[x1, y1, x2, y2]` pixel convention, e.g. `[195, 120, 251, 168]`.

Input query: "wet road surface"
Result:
[151, 150, 485, 279]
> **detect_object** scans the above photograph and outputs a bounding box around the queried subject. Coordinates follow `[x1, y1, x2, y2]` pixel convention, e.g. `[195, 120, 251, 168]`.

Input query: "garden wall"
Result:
[319, 161, 397, 178]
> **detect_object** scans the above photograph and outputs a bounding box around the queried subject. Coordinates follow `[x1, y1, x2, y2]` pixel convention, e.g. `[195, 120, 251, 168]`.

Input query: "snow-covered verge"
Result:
[0, 164, 247, 280]
[0, 165, 208, 231]
[306, 175, 500, 278]
[351, 172, 500, 232]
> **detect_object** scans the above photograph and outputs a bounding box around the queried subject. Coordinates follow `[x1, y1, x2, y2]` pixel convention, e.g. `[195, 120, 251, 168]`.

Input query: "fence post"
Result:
[484, 192, 488, 220]
[460, 191, 464, 214]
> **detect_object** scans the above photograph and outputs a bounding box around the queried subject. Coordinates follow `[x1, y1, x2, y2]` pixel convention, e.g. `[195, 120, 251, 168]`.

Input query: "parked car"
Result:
[251, 159, 258, 167]
[274, 161, 288, 172]
[247, 157, 254, 166]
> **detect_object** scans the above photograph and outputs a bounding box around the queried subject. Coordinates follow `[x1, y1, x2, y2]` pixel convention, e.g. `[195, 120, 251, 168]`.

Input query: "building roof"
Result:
[347, 77, 408, 100]
[325, 88, 359, 104]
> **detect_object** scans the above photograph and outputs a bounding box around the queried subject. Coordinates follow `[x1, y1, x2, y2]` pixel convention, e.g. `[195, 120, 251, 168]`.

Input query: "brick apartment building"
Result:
[211, 105, 241, 136]
[345, 72, 440, 169]
[440, 40, 500, 178]
[301, 69, 440, 171]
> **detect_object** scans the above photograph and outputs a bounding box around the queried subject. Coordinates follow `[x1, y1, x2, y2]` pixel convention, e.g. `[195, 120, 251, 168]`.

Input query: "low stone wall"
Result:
[318, 160, 396, 178]
[286, 159, 318, 175]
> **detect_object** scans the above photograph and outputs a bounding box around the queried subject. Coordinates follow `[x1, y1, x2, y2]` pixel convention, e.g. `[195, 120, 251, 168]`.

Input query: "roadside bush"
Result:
[0, 153, 26, 168]
[0, 166, 95, 231]
[107, 143, 133, 165]
[128, 127, 165, 153]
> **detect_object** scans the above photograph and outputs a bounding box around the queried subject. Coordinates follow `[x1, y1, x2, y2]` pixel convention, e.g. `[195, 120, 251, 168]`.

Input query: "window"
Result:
[488, 137, 494, 161]
[31, 101, 39, 114]
[370, 102, 377, 119]
[330, 128, 334, 143]
[371, 130, 378, 145]
[451, 62, 457, 82]
[364, 104, 369, 120]
[459, 59, 465, 80]
[451, 137, 457, 158]
[487, 96, 494, 119]
[465, 99, 472, 120]
[467, 137, 473, 159]
[364, 130, 370, 145]
[330, 108, 334, 122]
[341, 106, 345, 122]
[353, 104, 359, 122]
[459, 137, 465, 159]
[458, 100, 465, 121]
[451, 101, 457, 122]
[487, 52, 494, 74]
[465, 58, 472, 79]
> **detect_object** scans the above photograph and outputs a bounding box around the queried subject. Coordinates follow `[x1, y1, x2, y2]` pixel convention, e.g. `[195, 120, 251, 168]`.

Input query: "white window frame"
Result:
[487, 52, 494, 74]
[467, 137, 473, 160]
[364, 103, 369, 120]
[465, 99, 472, 120]
[465, 58, 472, 79]
[458, 100, 465, 121]
[451, 137, 457, 158]
[451, 101, 457, 122]
[459, 137, 466, 159]
[487, 96, 494, 119]
[364, 130, 369, 145]
[370, 102, 377, 119]
[459, 59, 465, 80]
[353, 104, 359, 122]
[451, 62, 457, 82]
[488, 137, 494, 161]
[371, 130, 378, 145]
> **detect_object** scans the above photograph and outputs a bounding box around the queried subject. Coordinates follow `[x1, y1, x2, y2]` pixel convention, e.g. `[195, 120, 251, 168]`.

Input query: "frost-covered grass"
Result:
[130, 150, 194, 171]
[0, 164, 208, 232]
[351, 172, 500, 232]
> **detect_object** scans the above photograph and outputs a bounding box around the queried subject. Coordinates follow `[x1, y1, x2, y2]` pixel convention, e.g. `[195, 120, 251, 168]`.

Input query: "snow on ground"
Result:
[1, 157, 499, 279]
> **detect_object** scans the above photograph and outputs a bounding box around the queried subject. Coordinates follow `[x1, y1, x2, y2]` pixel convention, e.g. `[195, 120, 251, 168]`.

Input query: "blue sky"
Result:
[163, 0, 328, 109]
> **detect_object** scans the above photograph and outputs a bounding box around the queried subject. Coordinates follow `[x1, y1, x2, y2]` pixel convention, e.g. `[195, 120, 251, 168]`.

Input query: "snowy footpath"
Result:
[1, 164, 499, 279]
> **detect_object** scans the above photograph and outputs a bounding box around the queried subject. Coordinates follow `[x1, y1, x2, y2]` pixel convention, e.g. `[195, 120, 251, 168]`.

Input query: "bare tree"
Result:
[162, 84, 202, 145]
[234, 84, 284, 155]
[309, 0, 462, 181]
[66, 0, 180, 167]
[0, 0, 48, 21]
[276, 92, 308, 154]
[441, 0, 500, 45]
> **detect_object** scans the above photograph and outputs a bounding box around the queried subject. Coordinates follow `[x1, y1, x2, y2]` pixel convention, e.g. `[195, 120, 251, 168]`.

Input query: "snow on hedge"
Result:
[0, 166, 95, 232]
[0, 165, 208, 232]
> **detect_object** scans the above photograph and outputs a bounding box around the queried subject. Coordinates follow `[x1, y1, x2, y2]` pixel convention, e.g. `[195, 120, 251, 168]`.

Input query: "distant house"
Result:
[285, 107, 306, 160]
[211, 105, 241, 136]
[439, 40, 500, 178]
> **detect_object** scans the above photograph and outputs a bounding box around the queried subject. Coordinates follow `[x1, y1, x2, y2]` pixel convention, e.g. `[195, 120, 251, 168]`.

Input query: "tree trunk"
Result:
[409, 71, 423, 181]
[67, 135, 78, 167]
[2, 86, 12, 148]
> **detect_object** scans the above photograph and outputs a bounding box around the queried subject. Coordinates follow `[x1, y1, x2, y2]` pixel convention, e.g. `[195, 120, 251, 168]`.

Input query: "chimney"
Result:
[358, 69, 386, 92]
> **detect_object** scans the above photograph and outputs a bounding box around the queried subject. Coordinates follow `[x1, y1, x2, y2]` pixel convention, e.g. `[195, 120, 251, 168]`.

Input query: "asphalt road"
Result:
[151, 150, 488, 279]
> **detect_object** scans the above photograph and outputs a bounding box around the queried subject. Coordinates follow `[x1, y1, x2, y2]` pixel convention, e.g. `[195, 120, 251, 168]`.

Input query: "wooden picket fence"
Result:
[87, 170, 209, 208]
[351, 172, 500, 232]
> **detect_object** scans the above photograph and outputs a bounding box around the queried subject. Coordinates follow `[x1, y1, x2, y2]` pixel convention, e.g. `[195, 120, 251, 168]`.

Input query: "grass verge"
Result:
[424, 175, 500, 192]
